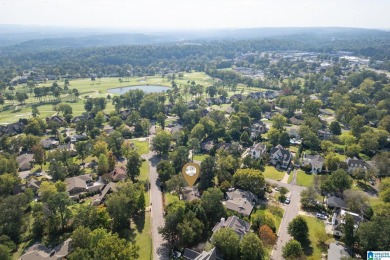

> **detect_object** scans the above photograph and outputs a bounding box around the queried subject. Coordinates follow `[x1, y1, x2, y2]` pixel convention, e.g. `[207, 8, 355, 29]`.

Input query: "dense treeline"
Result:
[1, 32, 390, 83]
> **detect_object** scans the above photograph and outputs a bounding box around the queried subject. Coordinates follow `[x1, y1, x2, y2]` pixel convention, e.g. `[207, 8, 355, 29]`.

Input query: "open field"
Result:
[0, 72, 215, 124]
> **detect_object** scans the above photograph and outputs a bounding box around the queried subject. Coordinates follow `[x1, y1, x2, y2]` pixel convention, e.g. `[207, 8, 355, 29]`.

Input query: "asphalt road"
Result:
[266, 176, 305, 260]
[146, 134, 169, 260]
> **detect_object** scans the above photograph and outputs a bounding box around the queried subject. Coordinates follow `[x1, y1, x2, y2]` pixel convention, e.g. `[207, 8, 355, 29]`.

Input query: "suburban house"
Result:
[302, 153, 324, 173]
[0, 121, 25, 136]
[327, 196, 348, 209]
[201, 139, 215, 153]
[318, 130, 333, 140]
[345, 157, 371, 174]
[212, 216, 251, 239]
[332, 209, 362, 237]
[65, 174, 94, 197]
[13, 178, 42, 195]
[224, 189, 257, 216]
[180, 186, 200, 202]
[16, 153, 34, 171]
[250, 122, 268, 139]
[55, 143, 77, 156]
[327, 242, 352, 260]
[93, 182, 118, 205]
[270, 145, 292, 170]
[103, 167, 127, 182]
[183, 247, 223, 260]
[249, 142, 267, 159]
[41, 138, 59, 149]
[19, 238, 72, 260]
[46, 115, 65, 125]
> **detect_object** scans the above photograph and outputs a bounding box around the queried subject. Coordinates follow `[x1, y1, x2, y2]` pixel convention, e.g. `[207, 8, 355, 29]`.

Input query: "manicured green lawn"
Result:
[287, 173, 294, 184]
[139, 161, 149, 182]
[164, 192, 179, 206]
[302, 216, 327, 260]
[263, 166, 285, 181]
[133, 211, 152, 260]
[296, 170, 315, 187]
[131, 139, 149, 155]
[193, 154, 209, 162]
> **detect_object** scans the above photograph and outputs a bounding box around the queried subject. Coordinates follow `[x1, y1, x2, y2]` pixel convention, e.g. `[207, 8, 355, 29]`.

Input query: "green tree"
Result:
[356, 216, 390, 253]
[32, 144, 45, 168]
[349, 115, 365, 138]
[343, 213, 355, 247]
[31, 106, 40, 117]
[156, 160, 175, 185]
[240, 232, 267, 260]
[0, 245, 11, 260]
[169, 146, 189, 173]
[359, 130, 379, 153]
[109, 116, 123, 129]
[324, 152, 341, 171]
[240, 131, 251, 146]
[199, 156, 216, 191]
[92, 141, 108, 158]
[287, 216, 310, 247]
[272, 114, 287, 131]
[151, 131, 172, 155]
[212, 228, 240, 260]
[233, 168, 265, 197]
[47, 192, 72, 230]
[201, 188, 226, 226]
[190, 123, 205, 140]
[126, 150, 142, 182]
[282, 239, 304, 260]
[328, 169, 352, 194]
[98, 154, 109, 175]
[73, 205, 111, 230]
[76, 141, 91, 165]
[156, 112, 166, 130]
[107, 130, 124, 157]
[329, 121, 342, 135]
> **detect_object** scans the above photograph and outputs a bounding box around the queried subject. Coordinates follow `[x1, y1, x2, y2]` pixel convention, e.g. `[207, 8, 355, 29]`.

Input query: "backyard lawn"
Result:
[302, 216, 328, 260]
[193, 153, 209, 162]
[131, 139, 149, 155]
[164, 192, 179, 206]
[296, 170, 315, 187]
[263, 166, 285, 181]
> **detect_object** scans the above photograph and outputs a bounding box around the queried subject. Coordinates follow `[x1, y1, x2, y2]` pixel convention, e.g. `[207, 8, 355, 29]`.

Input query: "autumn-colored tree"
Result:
[259, 225, 277, 248]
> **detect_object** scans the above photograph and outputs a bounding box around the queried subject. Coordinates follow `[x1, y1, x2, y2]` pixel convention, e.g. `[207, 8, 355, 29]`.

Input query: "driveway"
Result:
[266, 178, 305, 260]
[18, 170, 31, 179]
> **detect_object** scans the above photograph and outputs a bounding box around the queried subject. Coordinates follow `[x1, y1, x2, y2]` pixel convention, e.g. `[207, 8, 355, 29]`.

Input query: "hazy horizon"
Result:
[1, 0, 389, 30]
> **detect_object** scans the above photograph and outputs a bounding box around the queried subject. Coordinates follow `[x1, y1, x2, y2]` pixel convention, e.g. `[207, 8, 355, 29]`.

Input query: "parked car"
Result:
[316, 213, 327, 220]
[285, 197, 290, 204]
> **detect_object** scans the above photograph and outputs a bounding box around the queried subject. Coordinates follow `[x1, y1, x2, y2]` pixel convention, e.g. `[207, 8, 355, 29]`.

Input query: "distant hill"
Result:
[0, 25, 389, 52]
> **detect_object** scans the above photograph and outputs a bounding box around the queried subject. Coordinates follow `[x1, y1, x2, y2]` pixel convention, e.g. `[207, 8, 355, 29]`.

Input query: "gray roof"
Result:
[224, 189, 257, 216]
[19, 238, 72, 260]
[303, 154, 325, 169]
[327, 196, 348, 209]
[212, 216, 251, 239]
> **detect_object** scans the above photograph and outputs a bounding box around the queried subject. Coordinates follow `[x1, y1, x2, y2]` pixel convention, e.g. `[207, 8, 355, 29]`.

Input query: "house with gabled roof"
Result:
[302, 153, 324, 173]
[345, 157, 370, 174]
[270, 145, 292, 169]
[16, 153, 34, 171]
[249, 142, 267, 159]
[183, 247, 223, 260]
[212, 216, 251, 239]
[223, 189, 257, 216]
[19, 238, 72, 260]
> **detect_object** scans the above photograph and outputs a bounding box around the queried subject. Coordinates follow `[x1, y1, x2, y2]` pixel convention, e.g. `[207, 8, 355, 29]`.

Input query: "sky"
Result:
[0, 0, 389, 30]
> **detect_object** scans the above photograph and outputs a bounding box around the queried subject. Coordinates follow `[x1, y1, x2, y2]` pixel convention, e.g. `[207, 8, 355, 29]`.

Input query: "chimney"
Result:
[221, 218, 225, 227]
